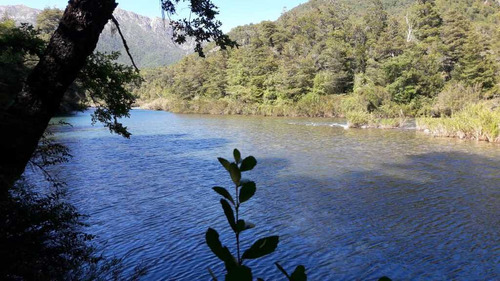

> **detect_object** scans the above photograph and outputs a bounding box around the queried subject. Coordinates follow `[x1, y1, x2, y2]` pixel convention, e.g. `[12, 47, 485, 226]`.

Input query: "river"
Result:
[42, 109, 499, 280]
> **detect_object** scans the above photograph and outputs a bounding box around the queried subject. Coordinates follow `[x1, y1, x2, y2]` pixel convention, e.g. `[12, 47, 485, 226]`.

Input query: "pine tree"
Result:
[363, 0, 388, 42]
[412, 0, 442, 43]
[440, 10, 471, 78]
[454, 31, 496, 89]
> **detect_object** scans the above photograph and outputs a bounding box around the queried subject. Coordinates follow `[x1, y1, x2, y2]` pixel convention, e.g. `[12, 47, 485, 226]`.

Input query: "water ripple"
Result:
[38, 110, 500, 280]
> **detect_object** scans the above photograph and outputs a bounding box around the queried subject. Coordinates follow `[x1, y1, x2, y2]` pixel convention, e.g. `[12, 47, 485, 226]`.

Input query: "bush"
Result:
[341, 95, 366, 114]
[433, 82, 482, 116]
[346, 111, 372, 128]
[0, 180, 94, 280]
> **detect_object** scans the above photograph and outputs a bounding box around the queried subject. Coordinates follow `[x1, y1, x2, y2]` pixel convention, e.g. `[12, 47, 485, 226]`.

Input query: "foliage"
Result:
[452, 31, 497, 90]
[433, 82, 483, 116]
[0, 21, 44, 108]
[346, 110, 372, 128]
[160, 0, 237, 56]
[206, 149, 307, 280]
[79, 52, 142, 138]
[1, 16, 142, 137]
[135, 0, 500, 121]
[0, 178, 149, 280]
[0, 179, 96, 280]
[36, 7, 63, 41]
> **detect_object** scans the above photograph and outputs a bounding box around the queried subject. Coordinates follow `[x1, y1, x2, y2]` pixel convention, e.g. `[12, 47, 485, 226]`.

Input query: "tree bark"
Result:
[0, 0, 117, 194]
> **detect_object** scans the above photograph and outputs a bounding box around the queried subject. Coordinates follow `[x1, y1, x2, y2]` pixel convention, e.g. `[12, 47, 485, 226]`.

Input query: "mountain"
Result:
[0, 5, 195, 68]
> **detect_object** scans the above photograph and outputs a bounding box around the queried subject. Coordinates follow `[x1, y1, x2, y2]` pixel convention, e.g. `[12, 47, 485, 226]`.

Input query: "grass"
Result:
[417, 102, 500, 142]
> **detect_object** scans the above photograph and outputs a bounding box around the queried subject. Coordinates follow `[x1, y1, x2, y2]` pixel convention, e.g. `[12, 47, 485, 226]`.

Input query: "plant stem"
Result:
[235, 184, 241, 265]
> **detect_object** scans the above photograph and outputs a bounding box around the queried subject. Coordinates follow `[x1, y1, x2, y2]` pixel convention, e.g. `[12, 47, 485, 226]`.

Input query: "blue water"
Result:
[42, 110, 499, 280]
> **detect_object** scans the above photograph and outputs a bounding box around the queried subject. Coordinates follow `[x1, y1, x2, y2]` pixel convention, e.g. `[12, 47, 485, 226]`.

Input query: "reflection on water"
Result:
[43, 110, 499, 280]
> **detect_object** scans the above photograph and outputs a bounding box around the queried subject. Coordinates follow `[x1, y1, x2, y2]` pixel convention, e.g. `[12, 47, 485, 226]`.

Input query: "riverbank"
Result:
[138, 97, 408, 129]
[417, 103, 500, 143]
[138, 96, 343, 118]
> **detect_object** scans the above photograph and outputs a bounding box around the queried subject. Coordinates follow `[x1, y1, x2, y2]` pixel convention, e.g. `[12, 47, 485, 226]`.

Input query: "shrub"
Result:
[346, 111, 372, 128]
[433, 82, 482, 116]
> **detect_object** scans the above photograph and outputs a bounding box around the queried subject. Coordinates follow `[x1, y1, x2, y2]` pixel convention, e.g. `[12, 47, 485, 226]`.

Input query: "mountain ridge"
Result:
[0, 4, 196, 68]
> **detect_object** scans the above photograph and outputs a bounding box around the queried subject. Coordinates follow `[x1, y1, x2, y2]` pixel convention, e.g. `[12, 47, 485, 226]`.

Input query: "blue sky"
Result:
[0, 0, 307, 32]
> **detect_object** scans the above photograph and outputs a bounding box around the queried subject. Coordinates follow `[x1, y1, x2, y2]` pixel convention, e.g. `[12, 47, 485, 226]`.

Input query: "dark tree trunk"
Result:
[0, 0, 117, 194]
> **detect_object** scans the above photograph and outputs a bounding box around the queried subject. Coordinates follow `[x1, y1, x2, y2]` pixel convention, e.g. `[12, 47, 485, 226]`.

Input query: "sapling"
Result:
[206, 149, 307, 281]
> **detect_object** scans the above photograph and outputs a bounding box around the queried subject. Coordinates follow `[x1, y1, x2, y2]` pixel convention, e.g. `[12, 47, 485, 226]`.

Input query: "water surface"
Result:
[45, 110, 499, 280]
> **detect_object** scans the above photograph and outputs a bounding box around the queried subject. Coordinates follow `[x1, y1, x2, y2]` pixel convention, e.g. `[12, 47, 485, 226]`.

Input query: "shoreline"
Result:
[138, 99, 500, 143]
[137, 98, 409, 129]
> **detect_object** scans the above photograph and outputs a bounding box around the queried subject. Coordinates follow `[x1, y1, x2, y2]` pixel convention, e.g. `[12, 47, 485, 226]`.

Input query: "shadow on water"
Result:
[248, 152, 499, 281]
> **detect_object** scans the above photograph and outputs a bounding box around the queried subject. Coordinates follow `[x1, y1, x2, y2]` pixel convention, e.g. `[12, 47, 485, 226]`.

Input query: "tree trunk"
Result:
[0, 0, 117, 194]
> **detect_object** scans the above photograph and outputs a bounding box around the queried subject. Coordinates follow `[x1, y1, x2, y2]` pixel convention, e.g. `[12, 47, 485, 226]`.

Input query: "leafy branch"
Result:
[206, 149, 306, 280]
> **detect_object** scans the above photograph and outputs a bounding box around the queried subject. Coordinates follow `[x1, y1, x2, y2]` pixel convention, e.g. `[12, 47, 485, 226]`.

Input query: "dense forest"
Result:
[136, 0, 500, 139]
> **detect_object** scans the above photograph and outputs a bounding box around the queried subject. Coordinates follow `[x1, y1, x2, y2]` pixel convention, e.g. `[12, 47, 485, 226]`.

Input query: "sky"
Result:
[0, 0, 308, 32]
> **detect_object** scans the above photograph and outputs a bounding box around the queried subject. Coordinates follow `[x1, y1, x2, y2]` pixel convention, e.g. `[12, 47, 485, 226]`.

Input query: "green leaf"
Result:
[213, 186, 235, 205]
[218, 157, 231, 171]
[220, 199, 236, 231]
[242, 236, 279, 260]
[225, 265, 252, 281]
[236, 219, 255, 233]
[228, 163, 241, 185]
[205, 228, 237, 267]
[239, 181, 256, 203]
[233, 149, 242, 164]
[378, 277, 392, 281]
[290, 265, 307, 281]
[240, 156, 257, 172]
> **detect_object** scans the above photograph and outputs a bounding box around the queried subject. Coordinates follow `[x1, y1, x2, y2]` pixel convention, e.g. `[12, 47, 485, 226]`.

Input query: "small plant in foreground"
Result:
[206, 149, 393, 281]
[206, 149, 306, 280]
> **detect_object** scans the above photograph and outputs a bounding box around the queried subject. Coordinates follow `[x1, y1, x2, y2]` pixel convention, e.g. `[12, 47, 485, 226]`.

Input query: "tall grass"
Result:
[417, 102, 500, 142]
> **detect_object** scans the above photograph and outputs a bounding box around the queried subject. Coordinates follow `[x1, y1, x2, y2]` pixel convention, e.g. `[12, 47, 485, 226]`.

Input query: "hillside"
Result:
[137, 0, 500, 133]
[0, 5, 195, 68]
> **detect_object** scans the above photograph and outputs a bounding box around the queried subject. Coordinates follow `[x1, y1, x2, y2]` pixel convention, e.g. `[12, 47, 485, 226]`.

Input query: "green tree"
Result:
[411, 0, 442, 43]
[0, 21, 45, 108]
[364, 0, 388, 42]
[202, 52, 229, 99]
[440, 10, 470, 78]
[315, 37, 354, 94]
[36, 8, 63, 41]
[277, 56, 316, 101]
[373, 18, 405, 61]
[383, 47, 444, 103]
[453, 31, 496, 90]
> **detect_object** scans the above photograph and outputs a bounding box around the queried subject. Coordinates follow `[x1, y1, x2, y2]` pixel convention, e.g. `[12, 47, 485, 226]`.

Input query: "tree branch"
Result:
[111, 15, 140, 73]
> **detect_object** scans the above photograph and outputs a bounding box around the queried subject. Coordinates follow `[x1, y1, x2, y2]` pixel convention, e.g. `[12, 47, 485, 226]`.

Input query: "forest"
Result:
[137, 0, 500, 140]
